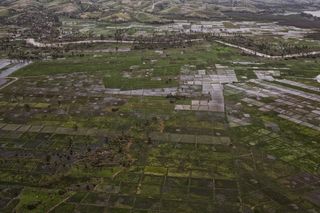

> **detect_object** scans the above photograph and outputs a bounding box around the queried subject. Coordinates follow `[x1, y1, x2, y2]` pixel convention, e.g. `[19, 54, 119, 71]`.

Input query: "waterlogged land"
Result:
[0, 39, 320, 213]
[304, 10, 320, 18]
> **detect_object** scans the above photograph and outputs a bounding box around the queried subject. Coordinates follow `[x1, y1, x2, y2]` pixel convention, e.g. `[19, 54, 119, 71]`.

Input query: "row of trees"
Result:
[1, 27, 319, 60]
[215, 33, 317, 56]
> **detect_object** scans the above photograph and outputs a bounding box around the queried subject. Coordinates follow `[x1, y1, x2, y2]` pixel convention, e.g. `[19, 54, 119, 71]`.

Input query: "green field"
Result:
[1, 39, 320, 213]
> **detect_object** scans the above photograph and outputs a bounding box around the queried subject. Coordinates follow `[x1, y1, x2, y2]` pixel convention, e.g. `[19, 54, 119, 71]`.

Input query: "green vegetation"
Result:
[13, 43, 249, 90]
[0, 8, 9, 17]
[1, 26, 320, 213]
[15, 188, 73, 213]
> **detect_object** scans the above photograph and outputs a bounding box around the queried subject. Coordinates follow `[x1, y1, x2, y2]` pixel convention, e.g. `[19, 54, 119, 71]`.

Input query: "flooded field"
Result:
[0, 1, 320, 212]
[304, 10, 320, 17]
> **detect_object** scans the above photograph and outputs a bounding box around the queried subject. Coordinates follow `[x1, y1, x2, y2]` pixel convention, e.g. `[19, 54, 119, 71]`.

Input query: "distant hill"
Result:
[0, 0, 320, 23]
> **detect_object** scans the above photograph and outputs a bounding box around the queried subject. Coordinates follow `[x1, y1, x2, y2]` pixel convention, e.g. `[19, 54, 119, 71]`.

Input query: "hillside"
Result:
[1, 0, 320, 20]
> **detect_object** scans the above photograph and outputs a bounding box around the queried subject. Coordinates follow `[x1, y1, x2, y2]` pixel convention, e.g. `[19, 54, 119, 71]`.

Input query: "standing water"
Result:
[0, 61, 31, 79]
[304, 10, 320, 17]
[0, 61, 31, 87]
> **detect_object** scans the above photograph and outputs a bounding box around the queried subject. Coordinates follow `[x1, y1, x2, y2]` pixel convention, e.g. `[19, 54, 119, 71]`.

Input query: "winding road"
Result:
[26, 38, 203, 48]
